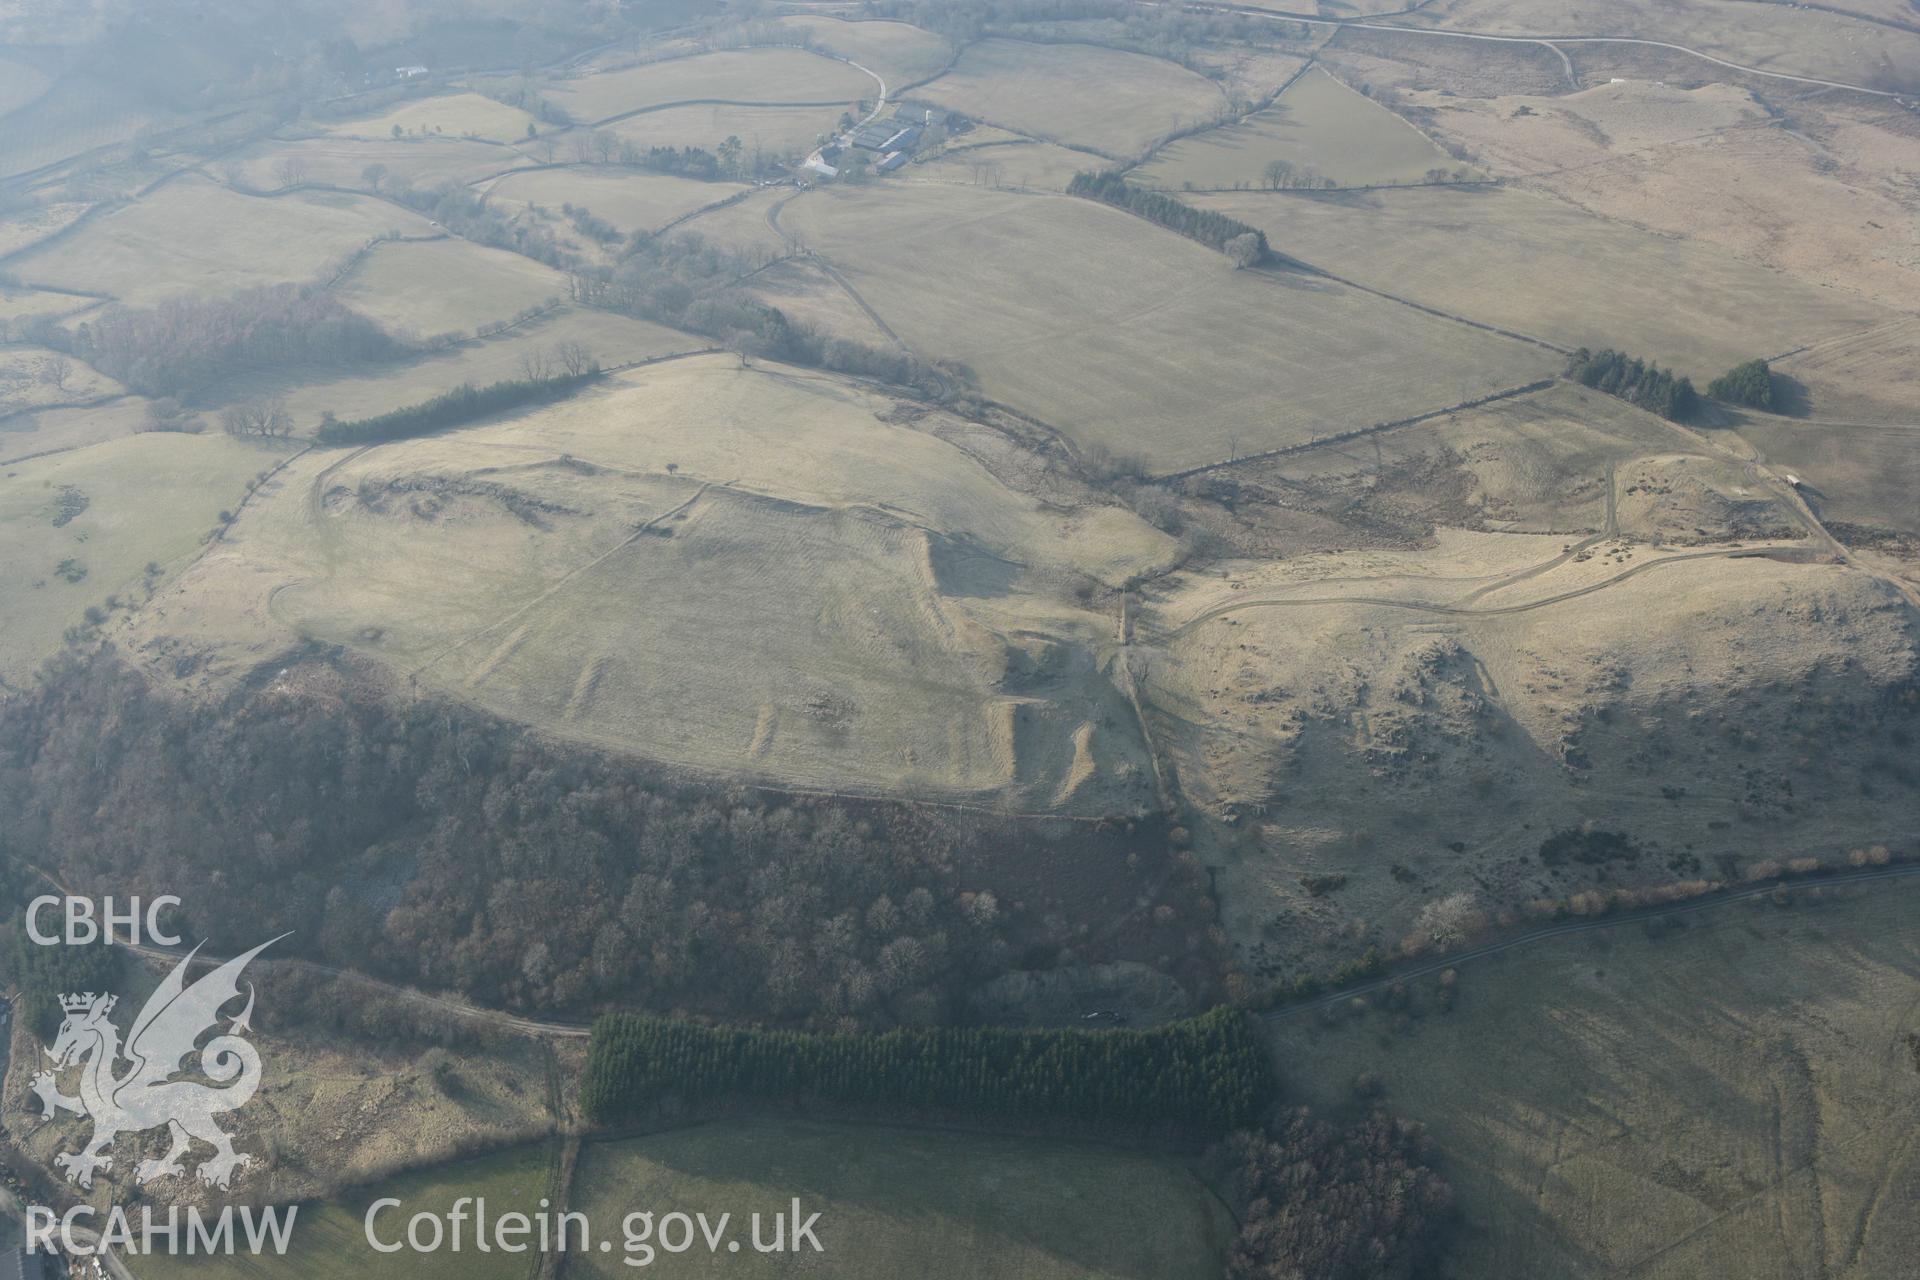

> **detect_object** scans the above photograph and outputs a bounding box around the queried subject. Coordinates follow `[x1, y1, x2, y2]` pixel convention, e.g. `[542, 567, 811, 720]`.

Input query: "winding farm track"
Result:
[1168, 0, 1917, 98]
[1151, 545, 1785, 641]
[1264, 861, 1920, 1020]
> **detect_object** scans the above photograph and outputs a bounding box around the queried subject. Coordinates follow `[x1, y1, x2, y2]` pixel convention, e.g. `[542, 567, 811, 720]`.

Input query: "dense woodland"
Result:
[42, 285, 406, 399]
[1218, 1108, 1456, 1280]
[313, 368, 601, 445]
[1566, 347, 1698, 420]
[1068, 170, 1269, 261]
[582, 1007, 1276, 1135]
[0, 651, 1212, 1026]
[1708, 358, 1775, 409]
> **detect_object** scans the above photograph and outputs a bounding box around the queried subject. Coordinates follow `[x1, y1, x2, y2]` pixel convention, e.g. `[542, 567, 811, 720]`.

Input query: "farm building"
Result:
[850, 122, 923, 152]
[848, 121, 897, 150]
[896, 105, 950, 128]
[876, 151, 909, 173]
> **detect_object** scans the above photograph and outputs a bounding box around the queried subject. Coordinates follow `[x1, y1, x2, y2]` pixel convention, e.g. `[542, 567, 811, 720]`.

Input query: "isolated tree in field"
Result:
[518, 348, 554, 380]
[1707, 358, 1775, 410]
[274, 156, 308, 190]
[1225, 232, 1263, 269]
[361, 162, 387, 190]
[141, 398, 200, 433]
[219, 400, 293, 437]
[391, 124, 404, 140]
[38, 354, 72, 390]
[726, 330, 755, 368]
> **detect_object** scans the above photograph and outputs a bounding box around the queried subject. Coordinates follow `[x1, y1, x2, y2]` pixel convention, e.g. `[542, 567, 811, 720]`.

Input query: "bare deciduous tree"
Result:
[274, 156, 308, 191]
[219, 400, 294, 438]
[519, 349, 554, 381]
[553, 340, 594, 376]
[39, 354, 73, 391]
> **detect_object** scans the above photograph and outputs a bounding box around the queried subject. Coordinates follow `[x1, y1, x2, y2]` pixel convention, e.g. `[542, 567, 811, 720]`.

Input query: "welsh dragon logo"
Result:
[30, 937, 281, 1191]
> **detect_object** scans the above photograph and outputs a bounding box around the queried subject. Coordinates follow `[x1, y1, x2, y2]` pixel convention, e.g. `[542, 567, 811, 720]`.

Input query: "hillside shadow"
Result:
[1770, 372, 1812, 418]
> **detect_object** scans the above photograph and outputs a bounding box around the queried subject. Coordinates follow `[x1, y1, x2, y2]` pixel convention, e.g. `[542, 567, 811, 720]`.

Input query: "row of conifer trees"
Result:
[582, 1007, 1276, 1134]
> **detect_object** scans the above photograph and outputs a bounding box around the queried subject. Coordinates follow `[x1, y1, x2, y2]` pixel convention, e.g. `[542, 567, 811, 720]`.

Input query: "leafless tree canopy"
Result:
[220, 400, 295, 438]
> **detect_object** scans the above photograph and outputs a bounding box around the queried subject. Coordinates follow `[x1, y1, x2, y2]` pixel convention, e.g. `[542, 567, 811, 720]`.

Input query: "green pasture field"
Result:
[136, 1143, 556, 1280]
[482, 166, 745, 237]
[776, 183, 1555, 472]
[0, 432, 287, 685]
[568, 1119, 1232, 1279]
[331, 237, 570, 339]
[914, 38, 1227, 160]
[1197, 185, 1891, 380]
[227, 136, 514, 192]
[547, 49, 873, 125]
[322, 92, 539, 144]
[775, 16, 955, 86]
[14, 176, 433, 306]
[1134, 66, 1463, 190]
[601, 102, 840, 165]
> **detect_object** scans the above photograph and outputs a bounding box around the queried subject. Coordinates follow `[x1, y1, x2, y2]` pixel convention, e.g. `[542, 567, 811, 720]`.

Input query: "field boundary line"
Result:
[1152, 378, 1557, 482]
[1256, 254, 1571, 353]
[1122, 53, 1315, 177]
[1151, 543, 1811, 640]
[406, 483, 712, 685]
[588, 94, 866, 129]
[0, 390, 129, 430]
[1263, 857, 1920, 1021]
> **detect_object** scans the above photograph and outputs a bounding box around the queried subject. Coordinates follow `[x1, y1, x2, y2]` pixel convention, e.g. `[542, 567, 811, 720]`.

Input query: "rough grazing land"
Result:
[1400, 0, 1920, 87]
[1276, 884, 1920, 1280]
[131, 358, 1172, 813]
[1416, 84, 1920, 309]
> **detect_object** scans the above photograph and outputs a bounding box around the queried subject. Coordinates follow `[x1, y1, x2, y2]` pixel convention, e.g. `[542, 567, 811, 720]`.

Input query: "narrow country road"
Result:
[1163, 0, 1914, 98]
